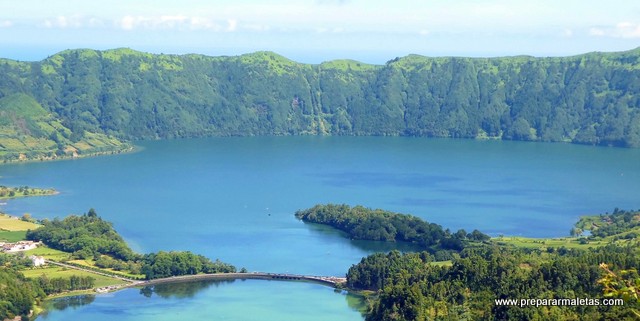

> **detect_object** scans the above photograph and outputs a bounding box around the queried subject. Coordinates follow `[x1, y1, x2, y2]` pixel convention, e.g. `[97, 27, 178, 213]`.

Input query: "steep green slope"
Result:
[1, 47, 639, 148]
[0, 93, 130, 162]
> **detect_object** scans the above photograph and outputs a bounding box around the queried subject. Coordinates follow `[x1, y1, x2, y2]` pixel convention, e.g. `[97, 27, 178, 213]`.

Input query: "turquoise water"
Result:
[1, 136, 639, 320]
[37, 280, 365, 321]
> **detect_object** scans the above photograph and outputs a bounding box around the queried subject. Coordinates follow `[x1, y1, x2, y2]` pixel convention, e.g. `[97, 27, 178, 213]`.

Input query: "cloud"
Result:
[189, 17, 219, 30]
[133, 15, 189, 30]
[615, 21, 640, 38]
[244, 23, 270, 32]
[117, 15, 225, 31]
[25, 2, 561, 37]
[0, 20, 12, 28]
[589, 27, 605, 36]
[315, 26, 344, 34]
[315, 0, 350, 5]
[227, 19, 237, 32]
[43, 16, 68, 28]
[113, 14, 270, 33]
[119, 16, 136, 30]
[41, 15, 104, 29]
[589, 21, 640, 38]
[87, 17, 105, 28]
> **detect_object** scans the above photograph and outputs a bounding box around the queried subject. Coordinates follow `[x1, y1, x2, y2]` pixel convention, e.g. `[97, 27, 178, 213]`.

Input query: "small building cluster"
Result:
[95, 284, 124, 293]
[0, 240, 41, 253]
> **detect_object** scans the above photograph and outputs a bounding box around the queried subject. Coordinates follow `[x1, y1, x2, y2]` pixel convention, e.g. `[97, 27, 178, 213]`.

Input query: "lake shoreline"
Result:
[0, 145, 138, 166]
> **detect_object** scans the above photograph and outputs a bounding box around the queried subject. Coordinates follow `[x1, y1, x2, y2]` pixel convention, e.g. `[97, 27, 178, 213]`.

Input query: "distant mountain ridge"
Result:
[1, 47, 639, 161]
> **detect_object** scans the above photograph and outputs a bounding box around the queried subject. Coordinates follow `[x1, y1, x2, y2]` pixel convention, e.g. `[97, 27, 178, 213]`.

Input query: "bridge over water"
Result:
[47, 259, 348, 293]
[121, 272, 348, 291]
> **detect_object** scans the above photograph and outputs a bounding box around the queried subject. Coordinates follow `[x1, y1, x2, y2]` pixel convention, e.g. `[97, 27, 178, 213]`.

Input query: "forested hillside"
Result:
[2, 47, 640, 159]
[349, 246, 640, 320]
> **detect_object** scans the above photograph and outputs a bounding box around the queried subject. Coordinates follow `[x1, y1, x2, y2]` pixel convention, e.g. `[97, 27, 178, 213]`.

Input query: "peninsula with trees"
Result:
[1, 209, 237, 320]
[0, 186, 57, 200]
[295, 204, 490, 255]
[297, 204, 640, 320]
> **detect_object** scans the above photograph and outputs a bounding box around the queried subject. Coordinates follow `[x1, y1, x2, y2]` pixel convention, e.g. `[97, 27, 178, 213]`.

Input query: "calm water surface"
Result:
[0, 136, 638, 320]
[37, 280, 365, 321]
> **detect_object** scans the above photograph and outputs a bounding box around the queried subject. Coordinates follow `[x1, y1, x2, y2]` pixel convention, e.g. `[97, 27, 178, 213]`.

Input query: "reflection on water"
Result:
[303, 221, 424, 253]
[342, 290, 369, 316]
[140, 278, 368, 316]
[43, 295, 96, 314]
[140, 279, 236, 299]
[39, 280, 367, 321]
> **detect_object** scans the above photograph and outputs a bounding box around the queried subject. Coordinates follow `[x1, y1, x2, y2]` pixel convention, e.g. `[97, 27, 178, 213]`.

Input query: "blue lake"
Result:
[0, 136, 638, 320]
[36, 280, 366, 321]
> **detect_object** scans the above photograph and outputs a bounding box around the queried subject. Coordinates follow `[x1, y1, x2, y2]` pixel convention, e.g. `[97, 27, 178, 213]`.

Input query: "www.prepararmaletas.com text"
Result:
[495, 297, 624, 308]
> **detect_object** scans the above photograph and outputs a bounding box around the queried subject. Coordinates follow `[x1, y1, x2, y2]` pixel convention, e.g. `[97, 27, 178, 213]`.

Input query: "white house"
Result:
[30, 255, 46, 267]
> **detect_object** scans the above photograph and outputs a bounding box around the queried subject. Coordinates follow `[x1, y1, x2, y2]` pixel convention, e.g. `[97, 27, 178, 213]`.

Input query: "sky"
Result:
[1, 0, 640, 64]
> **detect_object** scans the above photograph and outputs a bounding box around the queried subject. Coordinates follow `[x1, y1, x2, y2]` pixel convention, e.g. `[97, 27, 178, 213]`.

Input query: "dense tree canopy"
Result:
[140, 251, 236, 280]
[2, 47, 640, 160]
[0, 267, 44, 320]
[35, 275, 95, 295]
[295, 204, 489, 251]
[350, 245, 640, 321]
[26, 208, 136, 261]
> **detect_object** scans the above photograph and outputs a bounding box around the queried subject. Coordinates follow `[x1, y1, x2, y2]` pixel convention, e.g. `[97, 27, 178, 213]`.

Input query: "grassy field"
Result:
[67, 259, 145, 279]
[24, 246, 71, 261]
[0, 214, 41, 231]
[495, 223, 640, 250]
[494, 210, 640, 250]
[494, 236, 610, 250]
[21, 266, 127, 288]
[429, 260, 453, 267]
[0, 230, 27, 242]
[20, 246, 132, 295]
